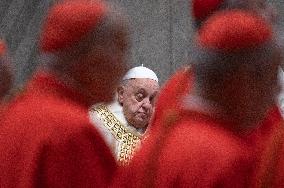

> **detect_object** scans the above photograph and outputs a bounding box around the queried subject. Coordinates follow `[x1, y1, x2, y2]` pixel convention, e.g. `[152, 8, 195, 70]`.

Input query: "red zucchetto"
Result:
[40, 0, 107, 53]
[197, 10, 273, 52]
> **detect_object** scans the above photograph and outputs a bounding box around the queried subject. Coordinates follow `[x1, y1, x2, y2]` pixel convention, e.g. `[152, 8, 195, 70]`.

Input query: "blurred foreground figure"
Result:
[156, 0, 283, 150]
[0, 40, 13, 103]
[150, 0, 280, 130]
[192, 0, 284, 118]
[112, 10, 284, 187]
[90, 66, 159, 165]
[0, 0, 129, 187]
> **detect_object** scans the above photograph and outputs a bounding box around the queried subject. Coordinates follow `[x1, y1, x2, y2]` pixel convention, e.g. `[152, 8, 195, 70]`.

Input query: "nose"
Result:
[142, 98, 152, 111]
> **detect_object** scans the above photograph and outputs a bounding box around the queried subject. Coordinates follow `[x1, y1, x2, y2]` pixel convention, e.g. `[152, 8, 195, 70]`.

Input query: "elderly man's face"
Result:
[118, 78, 159, 129]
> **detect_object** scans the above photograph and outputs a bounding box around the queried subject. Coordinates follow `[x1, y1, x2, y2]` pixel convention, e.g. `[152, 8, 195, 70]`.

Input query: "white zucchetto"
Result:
[122, 65, 158, 82]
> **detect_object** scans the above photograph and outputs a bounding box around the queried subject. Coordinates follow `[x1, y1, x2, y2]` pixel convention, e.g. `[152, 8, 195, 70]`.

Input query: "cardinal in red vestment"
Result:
[0, 0, 130, 187]
[149, 0, 281, 139]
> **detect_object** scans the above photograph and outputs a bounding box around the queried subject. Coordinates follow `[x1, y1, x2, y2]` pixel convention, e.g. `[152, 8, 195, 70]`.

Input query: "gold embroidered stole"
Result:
[92, 104, 142, 165]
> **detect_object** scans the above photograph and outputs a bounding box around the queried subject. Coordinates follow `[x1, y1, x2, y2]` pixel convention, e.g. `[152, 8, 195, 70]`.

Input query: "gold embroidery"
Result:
[92, 105, 142, 165]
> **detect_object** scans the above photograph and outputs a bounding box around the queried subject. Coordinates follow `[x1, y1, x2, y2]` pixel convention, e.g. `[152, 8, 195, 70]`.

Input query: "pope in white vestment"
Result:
[89, 66, 159, 165]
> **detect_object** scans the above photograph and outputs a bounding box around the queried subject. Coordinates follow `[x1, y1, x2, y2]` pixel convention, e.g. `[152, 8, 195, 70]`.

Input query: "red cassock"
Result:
[148, 66, 193, 132]
[112, 101, 284, 187]
[0, 72, 116, 187]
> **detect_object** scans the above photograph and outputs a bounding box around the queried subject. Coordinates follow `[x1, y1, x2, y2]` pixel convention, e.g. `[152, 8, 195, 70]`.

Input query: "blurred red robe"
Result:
[148, 65, 193, 133]
[0, 72, 117, 187]
[113, 81, 284, 187]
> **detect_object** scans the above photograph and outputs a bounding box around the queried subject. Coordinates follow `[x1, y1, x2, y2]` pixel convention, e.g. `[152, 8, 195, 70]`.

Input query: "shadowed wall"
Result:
[0, 0, 283, 86]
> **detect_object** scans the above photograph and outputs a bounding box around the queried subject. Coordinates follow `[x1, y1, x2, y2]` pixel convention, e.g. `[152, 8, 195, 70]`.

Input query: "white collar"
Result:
[107, 101, 128, 125]
[106, 100, 145, 134]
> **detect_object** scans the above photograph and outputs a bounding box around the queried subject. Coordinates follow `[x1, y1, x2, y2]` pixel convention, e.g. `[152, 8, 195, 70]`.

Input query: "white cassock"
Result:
[89, 100, 143, 165]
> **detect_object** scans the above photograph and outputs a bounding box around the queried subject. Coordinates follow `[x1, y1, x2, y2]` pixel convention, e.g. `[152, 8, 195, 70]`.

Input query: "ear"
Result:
[117, 86, 124, 105]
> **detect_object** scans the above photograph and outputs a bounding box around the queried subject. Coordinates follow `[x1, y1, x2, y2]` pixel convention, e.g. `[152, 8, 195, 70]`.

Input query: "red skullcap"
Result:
[197, 10, 273, 52]
[0, 40, 6, 57]
[40, 0, 107, 53]
[192, 0, 224, 21]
